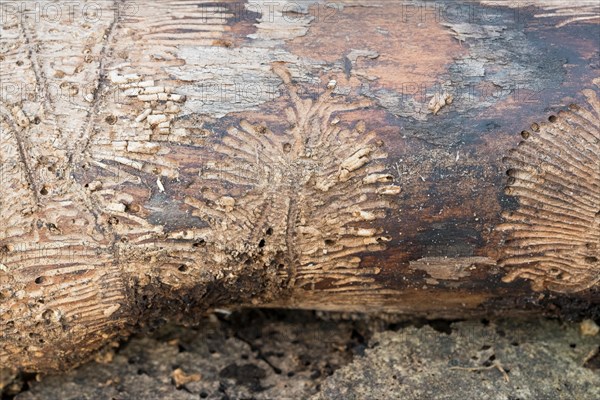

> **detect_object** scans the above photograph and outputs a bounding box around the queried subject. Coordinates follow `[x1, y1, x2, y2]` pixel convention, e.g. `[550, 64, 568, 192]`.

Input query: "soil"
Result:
[2, 310, 598, 400]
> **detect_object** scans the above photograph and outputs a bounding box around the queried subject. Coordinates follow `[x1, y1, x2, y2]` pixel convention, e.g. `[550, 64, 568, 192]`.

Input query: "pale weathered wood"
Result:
[0, 0, 598, 372]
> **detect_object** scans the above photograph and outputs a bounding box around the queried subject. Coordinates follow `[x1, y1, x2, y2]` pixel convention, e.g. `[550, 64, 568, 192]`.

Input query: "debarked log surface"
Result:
[0, 0, 599, 372]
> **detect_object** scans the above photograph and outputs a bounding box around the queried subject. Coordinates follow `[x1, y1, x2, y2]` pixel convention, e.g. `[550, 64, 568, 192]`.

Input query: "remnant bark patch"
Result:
[409, 256, 496, 281]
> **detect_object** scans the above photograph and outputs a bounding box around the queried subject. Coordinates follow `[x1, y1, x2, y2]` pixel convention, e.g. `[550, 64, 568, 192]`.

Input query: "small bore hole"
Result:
[35, 276, 45, 284]
[126, 203, 140, 213]
[178, 265, 188, 272]
[377, 235, 392, 243]
[40, 186, 48, 195]
[258, 239, 265, 248]
[266, 227, 273, 235]
[548, 115, 557, 123]
[530, 123, 540, 132]
[520, 131, 530, 139]
[192, 239, 206, 248]
[550, 268, 561, 275]
[42, 309, 55, 322]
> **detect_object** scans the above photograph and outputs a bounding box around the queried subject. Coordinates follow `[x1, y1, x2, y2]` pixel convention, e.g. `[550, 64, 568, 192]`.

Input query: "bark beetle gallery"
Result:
[0, 0, 599, 372]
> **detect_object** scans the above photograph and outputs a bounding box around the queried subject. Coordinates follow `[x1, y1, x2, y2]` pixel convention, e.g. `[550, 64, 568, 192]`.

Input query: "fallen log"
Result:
[0, 0, 598, 372]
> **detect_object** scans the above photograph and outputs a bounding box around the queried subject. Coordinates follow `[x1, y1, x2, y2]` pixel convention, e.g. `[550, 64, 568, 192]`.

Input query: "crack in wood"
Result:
[0, 105, 40, 205]
[19, 9, 53, 115]
[78, 0, 122, 158]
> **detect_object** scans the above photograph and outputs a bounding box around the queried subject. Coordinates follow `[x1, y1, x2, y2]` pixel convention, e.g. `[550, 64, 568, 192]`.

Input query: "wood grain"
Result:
[0, 0, 598, 372]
